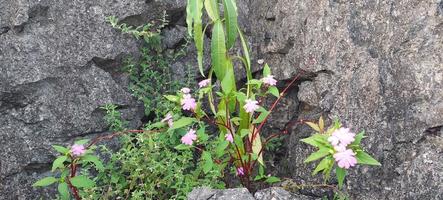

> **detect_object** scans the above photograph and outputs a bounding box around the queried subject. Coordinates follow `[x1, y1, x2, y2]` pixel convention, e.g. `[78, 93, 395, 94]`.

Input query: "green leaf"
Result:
[263, 63, 271, 77]
[197, 127, 209, 142]
[336, 167, 346, 189]
[238, 29, 251, 81]
[356, 151, 381, 166]
[267, 86, 280, 98]
[194, 0, 205, 76]
[300, 134, 329, 148]
[52, 145, 69, 154]
[265, 176, 281, 184]
[186, 0, 196, 36]
[221, 60, 235, 94]
[58, 182, 70, 200]
[33, 177, 58, 187]
[52, 156, 67, 172]
[304, 148, 330, 163]
[351, 131, 365, 146]
[75, 139, 89, 145]
[81, 155, 104, 171]
[312, 156, 332, 175]
[202, 151, 213, 173]
[171, 117, 195, 130]
[223, 0, 238, 48]
[204, 0, 220, 21]
[164, 95, 179, 102]
[249, 128, 264, 166]
[253, 110, 269, 124]
[216, 140, 229, 158]
[211, 20, 227, 81]
[175, 144, 192, 150]
[70, 175, 95, 188]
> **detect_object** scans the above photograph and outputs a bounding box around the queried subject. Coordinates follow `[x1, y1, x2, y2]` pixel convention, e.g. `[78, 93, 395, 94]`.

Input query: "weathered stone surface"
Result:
[188, 187, 255, 200]
[247, 0, 443, 199]
[0, 0, 186, 199]
[188, 187, 319, 200]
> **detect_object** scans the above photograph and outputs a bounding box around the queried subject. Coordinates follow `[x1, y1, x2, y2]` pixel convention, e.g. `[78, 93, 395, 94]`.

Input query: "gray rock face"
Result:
[188, 187, 318, 200]
[0, 0, 186, 199]
[246, 0, 443, 199]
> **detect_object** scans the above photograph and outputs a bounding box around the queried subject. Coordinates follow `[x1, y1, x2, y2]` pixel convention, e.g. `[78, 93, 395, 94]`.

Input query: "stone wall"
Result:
[1, 0, 442, 199]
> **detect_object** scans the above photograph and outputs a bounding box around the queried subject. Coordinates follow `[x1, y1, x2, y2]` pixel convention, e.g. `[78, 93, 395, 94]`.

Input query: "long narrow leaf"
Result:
[223, 0, 238, 48]
[186, 0, 196, 36]
[193, 0, 205, 76]
[211, 20, 227, 80]
[204, 0, 220, 21]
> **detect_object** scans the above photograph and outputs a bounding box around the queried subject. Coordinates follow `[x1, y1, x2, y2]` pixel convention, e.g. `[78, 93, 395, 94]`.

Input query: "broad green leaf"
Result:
[52, 145, 69, 154]
[75, 139, 89, 145]
[249, 127, 264, 165]
[70, 175, 95, 188]
[164, 95, 179, 102]
[175, 144, 192, 150]
[351, 131, 365, 146]
[171, 117, 195, 130]
[211, 20, 227, 80]
[253, 110, 269, 124]
[240, 129, 249, 138]
[265, 176, 281, 184]
[312, 156, 332, 175]
[202, 151, 213, 173]
[356, 151, 381, 166]
[263, 64, 271, 77]
[304, 148, 330, 163]
[33, 177, 58, 187]
[216, 140, 229, 158]
[267, 86, 279, 98]
[306, 122, 320, 132]
[204, 0, 220, 21]
[336, 167, 346, 189]
[300, 134, 329, 148]
[58, 182, 70, 200]
[81, 155, 104, 171]
[223, 0, 238, 48]
[197, 127, 209, 142]
[221, 60, 236, 94]
[52, 156, 67, 172]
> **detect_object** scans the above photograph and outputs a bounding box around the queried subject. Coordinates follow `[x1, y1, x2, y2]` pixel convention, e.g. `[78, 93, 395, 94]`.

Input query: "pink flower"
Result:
[333, 149, 357, 169]
[225, 133, 234, 143]
[70, 144, 86, 156]
[328, 127, 355, 148]
[181, 87, 191, 94]
[243, 99, 259, 113]
[236, 167, 245, 176]
[181, 94, 197, 111]
[161, 113, 174, 127]
[262, 75, 277, 86]
[198, 79, 211, 88]
[181, 129, 197, 145]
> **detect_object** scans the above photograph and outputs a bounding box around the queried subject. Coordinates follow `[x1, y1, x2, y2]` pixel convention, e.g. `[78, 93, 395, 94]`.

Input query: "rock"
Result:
[255, 187, 320, 200]
[187, 187, 255, 200]
[188, 187, 320, 200]
[246, 0, 443, 199]
[0, 0, 187, 199]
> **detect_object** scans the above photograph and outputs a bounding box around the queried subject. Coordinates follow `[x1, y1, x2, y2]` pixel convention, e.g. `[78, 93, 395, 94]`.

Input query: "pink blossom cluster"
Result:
[181, 129, 197, 145]
[243, 99, 259, 114]
[328, 127, 357, 169]
[70, 144, 86, 156]
[198, 79, 211, 88]
[180, 88, 197, 111]
[236, 167, 245, 176]
[262, 75, 277, 86]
